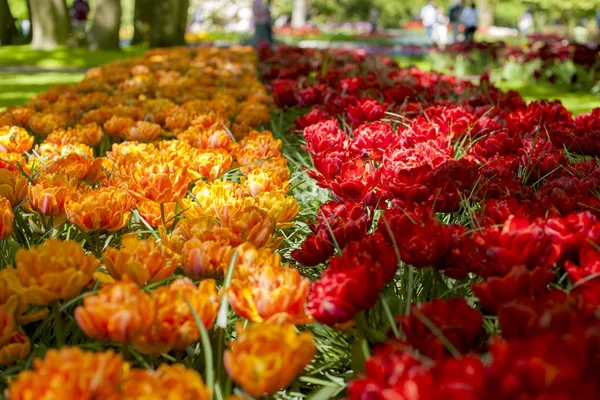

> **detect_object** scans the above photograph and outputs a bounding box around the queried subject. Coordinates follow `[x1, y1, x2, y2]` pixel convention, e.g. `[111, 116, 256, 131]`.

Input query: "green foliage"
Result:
[7, 0, 27, 20]
[521, 0, 600, 18]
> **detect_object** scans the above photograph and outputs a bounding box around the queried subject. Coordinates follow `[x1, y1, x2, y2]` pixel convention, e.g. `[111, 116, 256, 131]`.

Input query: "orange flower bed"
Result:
[0, 47, 310, 398]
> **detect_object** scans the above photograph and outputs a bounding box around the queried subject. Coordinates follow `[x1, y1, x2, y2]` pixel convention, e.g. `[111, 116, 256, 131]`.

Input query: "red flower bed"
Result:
[261, 45, 600, 398]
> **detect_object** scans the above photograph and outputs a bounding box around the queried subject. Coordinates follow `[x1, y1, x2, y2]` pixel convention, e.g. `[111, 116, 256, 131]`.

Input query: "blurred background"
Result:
[1, 0, 600, 112]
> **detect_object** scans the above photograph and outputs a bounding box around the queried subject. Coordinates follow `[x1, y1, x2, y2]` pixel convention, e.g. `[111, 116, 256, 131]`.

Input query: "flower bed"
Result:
[260, 45, 600, 398]
[0, 46, 309, 398]
[428, 37, 600, 92]
[0, 43, 599, 399]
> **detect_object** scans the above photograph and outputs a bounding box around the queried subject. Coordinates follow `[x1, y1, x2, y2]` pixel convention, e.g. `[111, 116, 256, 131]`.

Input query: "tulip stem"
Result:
[122, 344, 130, 361]
[183, 296, 214, 396]
[52, 300, 65, 347]
[160, 203, 166, 228]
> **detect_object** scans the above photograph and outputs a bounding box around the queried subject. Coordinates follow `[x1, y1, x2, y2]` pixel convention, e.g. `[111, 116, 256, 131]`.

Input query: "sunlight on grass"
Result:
[0, 45, 146, 69]
[0, 72, 83, 109]
[496, 81, 600, 115]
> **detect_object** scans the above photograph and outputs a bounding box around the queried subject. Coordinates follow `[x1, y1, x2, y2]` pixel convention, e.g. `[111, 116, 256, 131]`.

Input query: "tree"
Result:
[150, 0, 188, 47]
[478, 0, 496, 27]
[132, 0, 188, 47]
[131, 0, 152, 44]
[291, 0, 307, 28]
[88, 0, 121, 49]
[29, 0, 70, 49]
[0, 0, 16, 46]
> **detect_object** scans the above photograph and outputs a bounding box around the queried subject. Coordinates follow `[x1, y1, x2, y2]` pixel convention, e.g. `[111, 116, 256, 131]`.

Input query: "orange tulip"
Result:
[6, 347, 126, 400]
[136, 200, 178, 228]
[0, 196, 13, 240]
[45, 123, 105, 147]
[0, 269, 48, 325]
[0, 169, 27, 207]
[0, 330, 30, 366]
[2, 105, 34, 127]
[124, 121, 163, 142]
[104, 115, 136, 137]
[0, 126, 34, 154]
[28, 113, 67, 137]
[103, 234, 178, 286]
[28, 175, 82, 217]
[254, 192, 299, 229]
[182, 237, 235, 279]
[177, 126, 236, 152]
[75, 280, 155, 344]
[36, 142, 96, 160]
[241, 168, 289, 197]
[0, 298, 17, 347]
[224, 322, 316, 397]
[234, 242, 282, 273]
[241, 156, 290, 181]
[127, 158, 191, 203]
[227, 264, 312, 324]
[133, 278, 219, 355]
[65, 186, 136, 232]
[160, 216, 218, 254]
[38, 153, 104, 184]
[189, 149, 233, 181]
[220, 206, 279, 249]
[121, 364, 211, 400]
[10, 239, 99, 305]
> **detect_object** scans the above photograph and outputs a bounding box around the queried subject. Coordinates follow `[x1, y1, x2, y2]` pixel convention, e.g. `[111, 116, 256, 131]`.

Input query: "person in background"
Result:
[266, 0, 274, 43]
[20, 19, 30, 39]
[420, 0, 437, 42]
[252, 0, 272, 46]
[518, 7, 534, 37]
[369, 7, 380, 34]
[70, 0, 90, 38]
[448, 0, 463, 43]
[460, 1, 478, 42]
[432, 7, 449, 48]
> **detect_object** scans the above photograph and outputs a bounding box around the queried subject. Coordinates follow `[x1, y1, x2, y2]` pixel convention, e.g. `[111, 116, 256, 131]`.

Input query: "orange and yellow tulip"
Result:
[103, 234, 179, 286]
[182, 237, 235, 279]
[224, 322, 316, 397]
[0, 330, 30, 366]
[75, 280, 155, 344]
[127, 158, 191, 203]
[10, 239, 99, 305]
[6, 347, 126, 400]
[227, 264, 312, 324]
[0, 169, 27, 207]
[133, 278, 219, 355]
[65, 186, 136, 232]
[0, 126, 34, 154]
[0, 196, 13, 240]
[121, 364, 211, 400]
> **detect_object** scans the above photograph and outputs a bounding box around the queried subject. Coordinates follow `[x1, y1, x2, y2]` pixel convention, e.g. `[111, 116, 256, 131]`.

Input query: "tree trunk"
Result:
[0, 0, 14, 46]
[88, 0, 121, 49]
[291, 0, 307, 29]
[132, 0, 153, 44]
[478, 0, 495, 28]
[149, 0, 189, 48]
[30, 0, 71, 49]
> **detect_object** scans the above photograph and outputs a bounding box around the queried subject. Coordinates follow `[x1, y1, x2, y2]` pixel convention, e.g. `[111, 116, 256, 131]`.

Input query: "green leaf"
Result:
[307, 384, 344, 400]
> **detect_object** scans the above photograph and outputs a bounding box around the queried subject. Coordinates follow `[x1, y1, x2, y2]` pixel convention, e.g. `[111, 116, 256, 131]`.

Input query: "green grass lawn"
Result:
[0, 72, 83, 109]
[0, 45, 146, 69]
[0, 45, 146, 109]
[395, 55, 600, 115]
